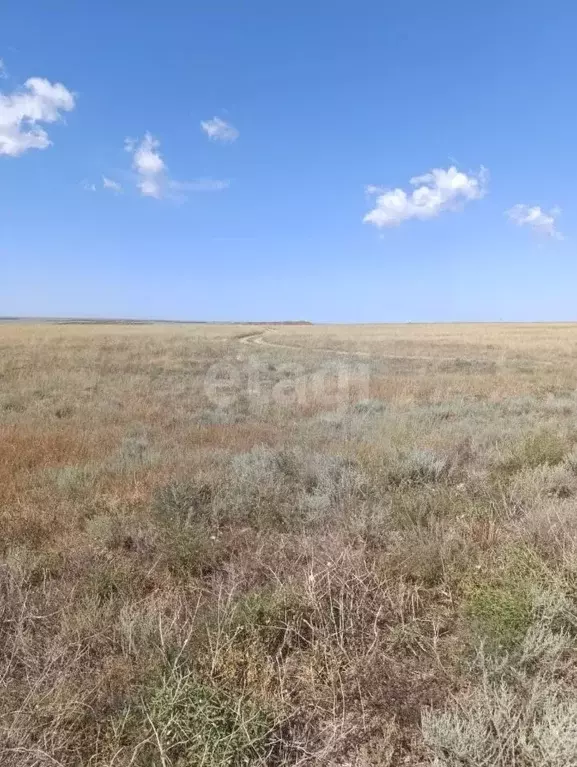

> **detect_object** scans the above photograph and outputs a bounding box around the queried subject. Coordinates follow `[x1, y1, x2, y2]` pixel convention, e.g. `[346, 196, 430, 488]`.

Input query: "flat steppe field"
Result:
[4, 322, 577, 765]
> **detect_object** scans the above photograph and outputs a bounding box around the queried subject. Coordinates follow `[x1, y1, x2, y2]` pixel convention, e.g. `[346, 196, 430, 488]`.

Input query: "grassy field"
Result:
[3, 322, 577, 765]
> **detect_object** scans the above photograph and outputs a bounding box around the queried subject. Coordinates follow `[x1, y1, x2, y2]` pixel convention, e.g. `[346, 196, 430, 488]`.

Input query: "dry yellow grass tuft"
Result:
[3, 321, 577, 765]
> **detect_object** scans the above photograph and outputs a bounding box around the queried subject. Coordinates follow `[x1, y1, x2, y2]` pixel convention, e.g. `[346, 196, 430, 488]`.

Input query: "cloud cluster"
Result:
[200, 116, 239, 143]
[0, 60, 567, 235]
[364, 166, 488, 228]
[0, 76, 75, 157]
[506, 204, 563, 240]
[0, 60, 234, 206]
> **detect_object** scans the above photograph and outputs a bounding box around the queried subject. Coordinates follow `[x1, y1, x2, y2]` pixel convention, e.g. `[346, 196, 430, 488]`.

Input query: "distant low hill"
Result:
[0, 317, 313, 325]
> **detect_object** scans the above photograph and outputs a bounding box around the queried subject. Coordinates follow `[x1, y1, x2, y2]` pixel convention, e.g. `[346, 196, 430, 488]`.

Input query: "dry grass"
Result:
[3, 321, 577, 765]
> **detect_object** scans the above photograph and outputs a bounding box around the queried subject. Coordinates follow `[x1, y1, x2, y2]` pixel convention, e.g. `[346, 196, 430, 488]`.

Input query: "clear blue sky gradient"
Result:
[1, 1, 576, 321]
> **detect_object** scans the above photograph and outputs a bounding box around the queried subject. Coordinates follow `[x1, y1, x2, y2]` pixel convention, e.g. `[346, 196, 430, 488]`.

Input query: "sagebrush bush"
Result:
[211, 445, 367, 530]
[423, 592, 577, 766]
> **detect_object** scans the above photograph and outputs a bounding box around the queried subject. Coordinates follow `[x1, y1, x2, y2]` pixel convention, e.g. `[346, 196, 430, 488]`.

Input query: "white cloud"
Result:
[506, 204, 563, 240]
[125, 132, 165, 198]
[363, 165, 488, 228]
[81, 180, 96, 192]
[200, 116, 239, 143]
[102, 175, 122, 194]
[125, 132, 229, 200]
[0, 60, 7, 79]
[0, 76, 75, 157]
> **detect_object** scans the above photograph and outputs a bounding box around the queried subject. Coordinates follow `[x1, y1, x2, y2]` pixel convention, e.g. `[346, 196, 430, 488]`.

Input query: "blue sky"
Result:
[1, 0, 576, 322]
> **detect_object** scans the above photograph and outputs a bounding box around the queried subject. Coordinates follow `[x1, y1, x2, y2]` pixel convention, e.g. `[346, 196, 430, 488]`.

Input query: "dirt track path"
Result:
[239, 330, 371, 357]
[237, 329, 511, 364]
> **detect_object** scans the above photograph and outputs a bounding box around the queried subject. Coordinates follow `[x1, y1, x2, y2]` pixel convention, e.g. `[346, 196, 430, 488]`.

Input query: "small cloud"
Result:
[0, 76, 75, 157]
[506, 204, 563, 240]
[102, 175, 122, 194]
[125, 132, 165, 198]
[200, 116, 239, 143]
[81, 180, 96, 192]
[363, 165, 488, 229]
[0, 60, 7, 79]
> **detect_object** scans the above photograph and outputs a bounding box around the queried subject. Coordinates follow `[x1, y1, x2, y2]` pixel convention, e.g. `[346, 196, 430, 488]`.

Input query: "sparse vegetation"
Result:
[3, 321, 577, 764]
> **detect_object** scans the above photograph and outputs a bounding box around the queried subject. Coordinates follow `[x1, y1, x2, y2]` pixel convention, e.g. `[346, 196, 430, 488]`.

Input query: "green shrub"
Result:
[154, 479, 213, 526]
[138, 664, 278, 766]
[498, 430, 569, 476]
[466, 580, 533, 651]
[230, 587, 313, 658]
[463, 548, 547, 652]
[151, 480, 226, 577]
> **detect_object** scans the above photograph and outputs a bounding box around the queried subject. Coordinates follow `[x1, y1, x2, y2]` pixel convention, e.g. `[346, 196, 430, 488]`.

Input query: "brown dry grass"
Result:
[3, 322, 577, 765]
